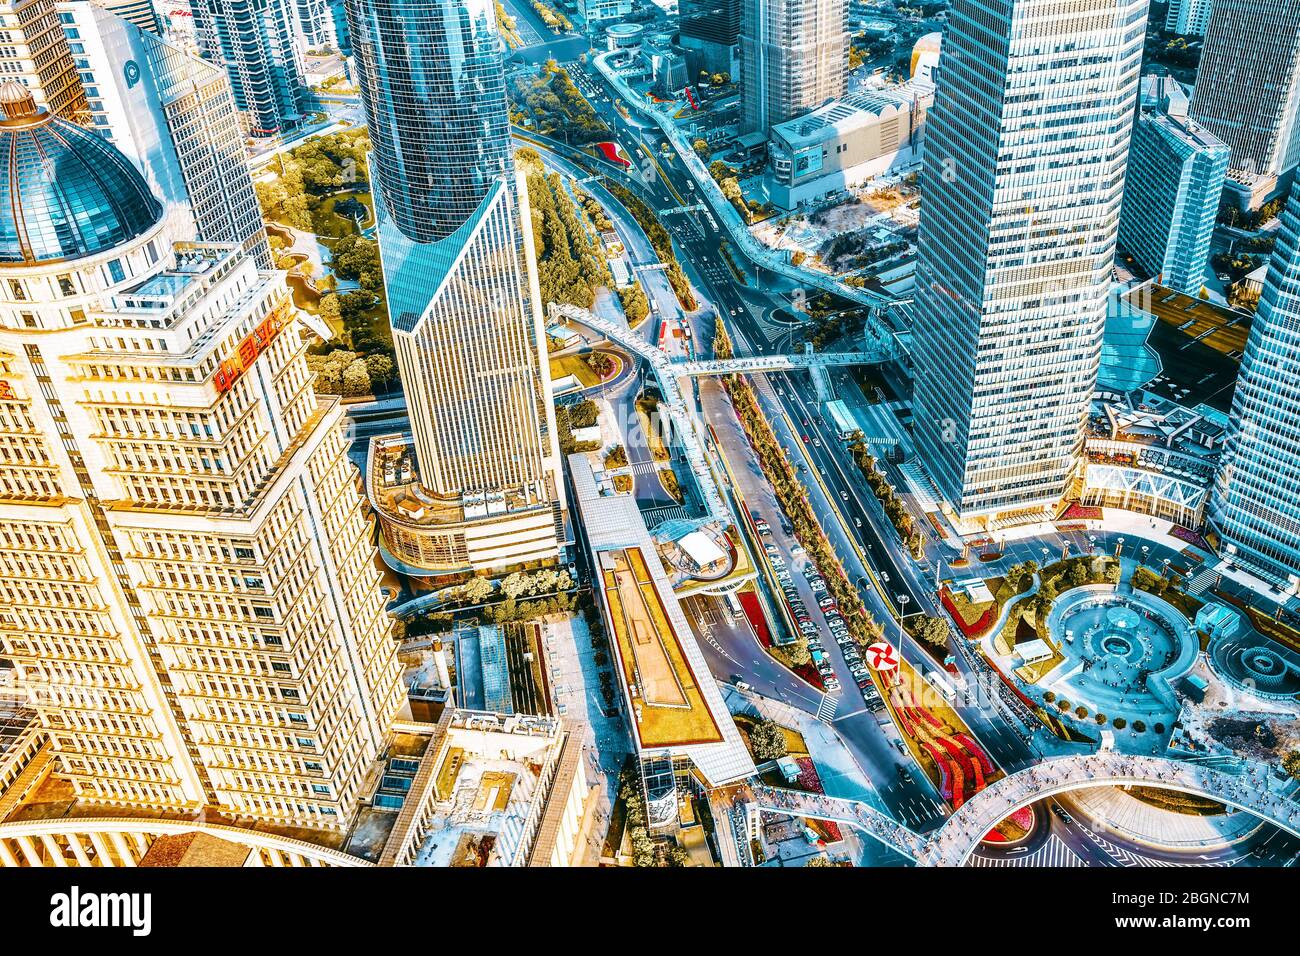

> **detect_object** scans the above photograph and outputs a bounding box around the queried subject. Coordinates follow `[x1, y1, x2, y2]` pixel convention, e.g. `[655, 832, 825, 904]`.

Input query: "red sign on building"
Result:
[213, 312, 287, 393]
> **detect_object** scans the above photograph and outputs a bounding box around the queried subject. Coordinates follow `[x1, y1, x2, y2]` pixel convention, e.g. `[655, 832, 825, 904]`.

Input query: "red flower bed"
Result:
[793, 758, 843, 843]
[1059, 502, 1102, 521]
[1171, 525, 1211, 552]
[594, 141, 631, 168]
[940, 586, 996, 638]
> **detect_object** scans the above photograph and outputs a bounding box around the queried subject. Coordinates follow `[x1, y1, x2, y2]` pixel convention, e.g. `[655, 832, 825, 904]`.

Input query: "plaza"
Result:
[1039, 585, 1199, 731]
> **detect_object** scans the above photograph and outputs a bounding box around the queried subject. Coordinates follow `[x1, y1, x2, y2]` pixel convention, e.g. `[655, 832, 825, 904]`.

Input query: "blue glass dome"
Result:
[0, 82, 162, 265]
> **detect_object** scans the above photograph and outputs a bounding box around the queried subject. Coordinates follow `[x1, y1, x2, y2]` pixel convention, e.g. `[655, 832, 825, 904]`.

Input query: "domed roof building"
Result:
[0, 81, 161, 265]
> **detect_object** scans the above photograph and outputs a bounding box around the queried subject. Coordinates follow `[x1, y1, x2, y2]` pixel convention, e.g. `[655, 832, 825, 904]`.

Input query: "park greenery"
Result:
[255, 128, 372, 233]
[557, 399, 602, 455]
[749, 717, 789, 761]
[509, 59, 603, 142]
[518, 149, 613, 311]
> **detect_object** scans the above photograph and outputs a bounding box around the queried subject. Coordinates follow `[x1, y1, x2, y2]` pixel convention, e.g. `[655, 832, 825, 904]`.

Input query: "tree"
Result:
[692, 138, 709, 159]
[365, 354, 396, 390]
[805, 856, 833, 868]
[911, 615, 950, 648]
[1065, 561, 1090, 588]
[749, 718, 788, 761]
[500, 571, 532, 599]
[1113, 716, 1127, 730]
[461, 577, 494, 604]
[341, 358, 371, 396]
[1283, 750, 1300, 781]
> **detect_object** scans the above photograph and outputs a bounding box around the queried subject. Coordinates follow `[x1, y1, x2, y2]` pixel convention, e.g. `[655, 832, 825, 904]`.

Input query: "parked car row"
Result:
[756, 515, 840, 692]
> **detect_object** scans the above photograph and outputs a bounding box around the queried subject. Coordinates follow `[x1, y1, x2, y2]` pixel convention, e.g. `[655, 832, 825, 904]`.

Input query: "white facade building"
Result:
[0, 85, 404, 827]
[911, 0, 1147, 526]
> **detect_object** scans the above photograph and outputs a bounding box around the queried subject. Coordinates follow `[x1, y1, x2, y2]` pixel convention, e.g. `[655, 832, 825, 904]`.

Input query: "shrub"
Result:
[1113, 717, 1128, 730]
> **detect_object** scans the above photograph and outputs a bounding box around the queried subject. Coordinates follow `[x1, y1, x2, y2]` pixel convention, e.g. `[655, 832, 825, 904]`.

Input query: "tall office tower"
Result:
[346, 0, 565, 576]
[1164, 0, 1213, 36]
[911, 0, 1146, 527]
[740, 0, 847, 135]
[189, 0, 306, 137]
[58, 1, 271, 268]
[1118, 84, 1229, 295]
[678, 0, 740, 76]
[1213, 197, 1300, 588]
[94, 0, 161, 32]
[0, 84, 404, 826]
[0, 0, 88, 120]
[1189, 0, 1300, 209]
[289, 0, 337, 51]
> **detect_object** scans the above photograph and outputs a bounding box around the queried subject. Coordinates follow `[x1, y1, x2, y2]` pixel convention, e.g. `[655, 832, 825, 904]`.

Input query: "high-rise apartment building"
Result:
[57, 1, 271, 268]
[1118, 84, 1229, 295]
[0, 0, 88, 120]
[189, 0, 306, 137]
[0, 84, 404, 825]
[346, 0, 565, 576]
[740, 0, 847, 135]
[1213, 196, 1300, 588]
[1164, 0, 1213, 36]
[1189, 0, 1300, 209]
[912, 0, 1147, 526]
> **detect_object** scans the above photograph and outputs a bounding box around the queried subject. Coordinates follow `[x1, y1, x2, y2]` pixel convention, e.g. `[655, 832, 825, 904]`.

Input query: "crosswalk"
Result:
[1080, 827, 1235, 867]
[815, 693, 839, 724]
[1185, 567, 1219, 596]
[971, 834, 1083, 867]
[629, 460, 661, 475]
[643, 504, 690, 529]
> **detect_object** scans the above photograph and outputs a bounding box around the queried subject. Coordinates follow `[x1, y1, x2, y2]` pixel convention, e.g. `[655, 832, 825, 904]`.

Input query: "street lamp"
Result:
[897, 594, 909, 620]
[1116, 536, 1125, 558]
[1141, 545, 1150, 566]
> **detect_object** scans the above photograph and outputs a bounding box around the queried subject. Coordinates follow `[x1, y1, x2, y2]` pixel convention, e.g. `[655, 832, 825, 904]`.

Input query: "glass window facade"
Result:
[346, 0, 512, 242]
[0, 99, 161, 264]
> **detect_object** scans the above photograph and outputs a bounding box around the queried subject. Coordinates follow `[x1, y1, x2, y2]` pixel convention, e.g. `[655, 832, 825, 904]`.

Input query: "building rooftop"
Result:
[770, 87, 920, 150]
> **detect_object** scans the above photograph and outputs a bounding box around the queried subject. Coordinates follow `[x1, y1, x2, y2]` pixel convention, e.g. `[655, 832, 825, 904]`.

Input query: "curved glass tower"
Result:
[347, 0, 564, 576]
[1212, 197, 1300, 587]
[348, 0, 512, 241]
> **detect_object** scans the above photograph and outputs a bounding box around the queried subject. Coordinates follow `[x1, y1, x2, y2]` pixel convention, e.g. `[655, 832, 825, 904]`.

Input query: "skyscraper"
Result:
[0, 0, 88, 120]
[1213, 196, 1300, 588]
[1164, 0, 1213, 36]
[0, 84, 404, 825]
[1118, 87, 1229, 295]
[347, 0, 565, 576]
[57, 1, 271, 268]
[1189, 0, 1300, 209]
[740, 0, 847, 135]
[912, 0, 1146, 527]
[189, 0, 307, 137]
[678, 0, 740, 76]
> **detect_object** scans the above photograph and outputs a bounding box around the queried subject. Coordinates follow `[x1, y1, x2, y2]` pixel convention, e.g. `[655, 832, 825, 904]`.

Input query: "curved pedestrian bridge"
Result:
[748, 753, 1300, 866]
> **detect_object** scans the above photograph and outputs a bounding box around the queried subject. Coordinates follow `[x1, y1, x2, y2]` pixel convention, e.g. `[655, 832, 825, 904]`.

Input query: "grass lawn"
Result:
[550, 353, 601, 388]
[310, 189, 375, 241]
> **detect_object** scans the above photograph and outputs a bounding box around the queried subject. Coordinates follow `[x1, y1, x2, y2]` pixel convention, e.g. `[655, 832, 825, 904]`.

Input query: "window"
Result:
[108, 259, 125, 283]
[8, 279, 25, 300]
[57, 275, 75, 297]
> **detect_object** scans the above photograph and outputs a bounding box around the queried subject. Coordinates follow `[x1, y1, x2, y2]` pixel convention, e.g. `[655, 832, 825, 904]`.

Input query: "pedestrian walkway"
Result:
[815, 693, 839, 724]
[1186, 566, 1219, 596]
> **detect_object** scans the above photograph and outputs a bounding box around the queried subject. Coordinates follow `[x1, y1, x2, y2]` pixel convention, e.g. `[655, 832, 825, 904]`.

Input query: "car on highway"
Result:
[1051, 804, 1073, 824]
[896, 765, 914, 784]
[854, 517, 862, 528]
[840, 491, 848, 500]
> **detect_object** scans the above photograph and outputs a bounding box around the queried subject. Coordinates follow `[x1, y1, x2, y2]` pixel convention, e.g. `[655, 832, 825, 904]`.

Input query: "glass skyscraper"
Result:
[740, 0, 847, 135]
[1118, 94, 1229, 296]
[347, 0, 564, 575]
[911, 0, 1146, 526]
[348, 0, 512, 241]
[190, 0, 307, 137]
[1213, 197, 1300, 588]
